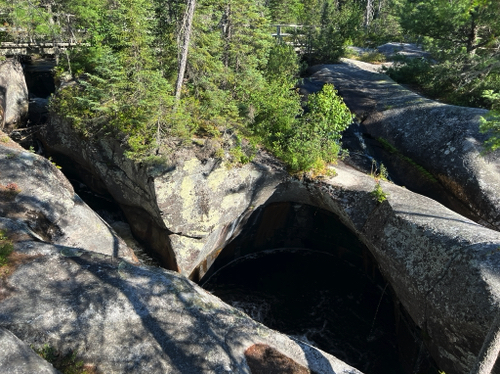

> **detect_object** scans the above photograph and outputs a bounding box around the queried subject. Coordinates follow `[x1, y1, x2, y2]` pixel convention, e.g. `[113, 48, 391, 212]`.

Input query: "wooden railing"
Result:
[0, 24, 314, 56]
[0, 41, 82, 56]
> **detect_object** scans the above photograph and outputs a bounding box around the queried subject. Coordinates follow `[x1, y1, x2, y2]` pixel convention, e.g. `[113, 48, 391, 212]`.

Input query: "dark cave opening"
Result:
[200, 202, 440, 374]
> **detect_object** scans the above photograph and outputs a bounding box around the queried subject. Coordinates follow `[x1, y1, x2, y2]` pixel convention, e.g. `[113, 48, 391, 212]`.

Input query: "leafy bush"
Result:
[311, 1, 362, 64]
[271, 83, 353, 172]
[358, 51, 386, 64]
[384, 56, 432, 86]
[35, 345, 95, 374]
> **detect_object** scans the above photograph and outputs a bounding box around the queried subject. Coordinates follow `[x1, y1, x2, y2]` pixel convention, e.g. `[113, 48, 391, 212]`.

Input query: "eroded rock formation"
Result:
[0, 131, 135, 261]
[21, 59, 500, 373]
[0, 59, 29, 130]
[304, 61, 500, 231]
[40, 115, 287, 276]
[0, 328, 60, 374]
[0, 131, 360, 374]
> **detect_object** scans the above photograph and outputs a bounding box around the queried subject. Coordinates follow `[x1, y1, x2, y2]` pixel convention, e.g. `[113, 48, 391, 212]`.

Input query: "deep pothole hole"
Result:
[200, 202, 440, 374]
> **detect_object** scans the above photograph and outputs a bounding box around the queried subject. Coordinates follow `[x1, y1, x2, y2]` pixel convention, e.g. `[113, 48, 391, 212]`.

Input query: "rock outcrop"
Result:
[0, 129, 361, 373]
[304, 62, 500, 231]
[30, 61, 500, 373]
[218, 162, 500, 374]
[0, 131, 136, 261]
[0, 59, 29, 129]
[40, 116, 286, 277]
[0, 235, 361, 374]
[0, 328, 60, 374]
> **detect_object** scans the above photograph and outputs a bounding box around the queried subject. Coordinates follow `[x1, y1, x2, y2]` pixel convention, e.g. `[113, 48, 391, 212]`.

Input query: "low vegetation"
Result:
[370, 181, 388, 203]
[0, 230, 13, 267]
[480, 91, 500, 152]
[34, 345, 97, 374]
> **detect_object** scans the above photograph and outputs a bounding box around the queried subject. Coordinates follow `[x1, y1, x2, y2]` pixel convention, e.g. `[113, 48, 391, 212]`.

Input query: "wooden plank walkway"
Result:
[0, 41, 82, 56]
[0, 24, 312, 56]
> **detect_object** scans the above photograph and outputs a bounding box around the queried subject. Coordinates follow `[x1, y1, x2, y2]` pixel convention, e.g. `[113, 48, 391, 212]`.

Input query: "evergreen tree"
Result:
[397, 0, 500, 106]
[312, 0, 362, 63]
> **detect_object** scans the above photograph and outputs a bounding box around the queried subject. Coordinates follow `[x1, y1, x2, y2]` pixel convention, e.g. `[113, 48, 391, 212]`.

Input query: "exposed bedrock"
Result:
[202, 163, 500, 374]
[36, 75, 500, 372]
[0, 131, 135, 262]
[38, 110, 500, 372]
[40, 115, 287, 275]
[0, 130, 359, 374]
[304, 61, 500, 231]
[0, 239, 360, 374]
[0, 59, 29, 130]
[0, 327, 61, 374]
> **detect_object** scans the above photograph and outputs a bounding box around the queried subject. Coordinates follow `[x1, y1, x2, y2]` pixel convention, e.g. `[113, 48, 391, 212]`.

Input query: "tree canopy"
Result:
[2, 0, 500, 164]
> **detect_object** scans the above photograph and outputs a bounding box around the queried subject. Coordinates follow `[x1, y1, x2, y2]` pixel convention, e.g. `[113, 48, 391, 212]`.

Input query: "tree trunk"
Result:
[222, 2, 232, 68]
[174, 0, 196, 103]
[467, 7, 479, 56]
[364, 0, 373, 29]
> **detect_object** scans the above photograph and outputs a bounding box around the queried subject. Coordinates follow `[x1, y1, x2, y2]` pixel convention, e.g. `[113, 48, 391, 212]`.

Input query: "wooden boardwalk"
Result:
[1, 24, 310, 56]
[0, 41, 82, 56]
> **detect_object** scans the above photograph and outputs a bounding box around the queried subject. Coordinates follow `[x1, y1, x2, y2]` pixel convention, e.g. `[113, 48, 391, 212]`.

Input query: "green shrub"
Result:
[34, 345, 94, 374]
[0, 230, 13, 266]
[358, 51, 386, 64]
[371, 181, 388, 203]
[271, 83, 353, 172]
[480, 90, 500, 152]
[383, 56, 432, 86]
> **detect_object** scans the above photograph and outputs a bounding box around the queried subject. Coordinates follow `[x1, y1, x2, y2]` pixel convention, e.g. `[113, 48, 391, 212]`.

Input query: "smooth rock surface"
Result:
[376, 42, 430, 59]
[40, 116, 286, 276]
[260, 163, 500, 374]
[0, 327, 61, 374]
[0, 239, 361, 374]
[0, 59, 29, 129]
[305, 62, 500, 231]
[0, 132, 136, 261]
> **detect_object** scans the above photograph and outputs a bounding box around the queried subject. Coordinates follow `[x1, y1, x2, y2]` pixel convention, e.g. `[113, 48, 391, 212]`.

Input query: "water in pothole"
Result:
[203, 248, 439, 374]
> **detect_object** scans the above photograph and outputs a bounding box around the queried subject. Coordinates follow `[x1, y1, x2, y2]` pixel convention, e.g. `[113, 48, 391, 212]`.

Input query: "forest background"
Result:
[1, 0, 500, 168]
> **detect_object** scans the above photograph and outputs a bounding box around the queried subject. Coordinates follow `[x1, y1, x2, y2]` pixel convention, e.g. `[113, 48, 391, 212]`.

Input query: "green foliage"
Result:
[268, 0, 304, 23]
[391, 0, 500, 107]
[480, 90, 500, 151]
[357, 51, 387, 63]
[1, 0, 62, 42]
[371, 160, 389, 180]
[376, 137, 438, 183]
[310, 0, 363, 64]
[399, 0, 500, 57]
[269, 83, 353, 172]
[0, 230, 13, 267]
[49, 0, 176, 158]
[34, 345, 93, 374]
[384, 55, 432, 85]
[14, 0, 356, 174]
[371, 181, 388, 203]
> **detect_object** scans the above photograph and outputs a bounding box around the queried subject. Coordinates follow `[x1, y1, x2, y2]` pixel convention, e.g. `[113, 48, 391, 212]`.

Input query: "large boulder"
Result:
[252, 163, 500, 374]
[40, 116, 286, 277]
[304, 62, 500, 231]
[0, 328, 61, 374]
[0, 237, 361, 374]
[0, 131, 136, 261]
[0, 59, 29, 129]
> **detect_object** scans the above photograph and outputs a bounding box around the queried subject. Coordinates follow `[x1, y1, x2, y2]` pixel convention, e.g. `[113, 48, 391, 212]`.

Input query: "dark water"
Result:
[69, 179, 161, 267]
[203, 249, 436, 374]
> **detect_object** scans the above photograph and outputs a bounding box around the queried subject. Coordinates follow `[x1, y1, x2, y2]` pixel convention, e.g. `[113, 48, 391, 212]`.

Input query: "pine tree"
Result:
[397, 0, 500, 107]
